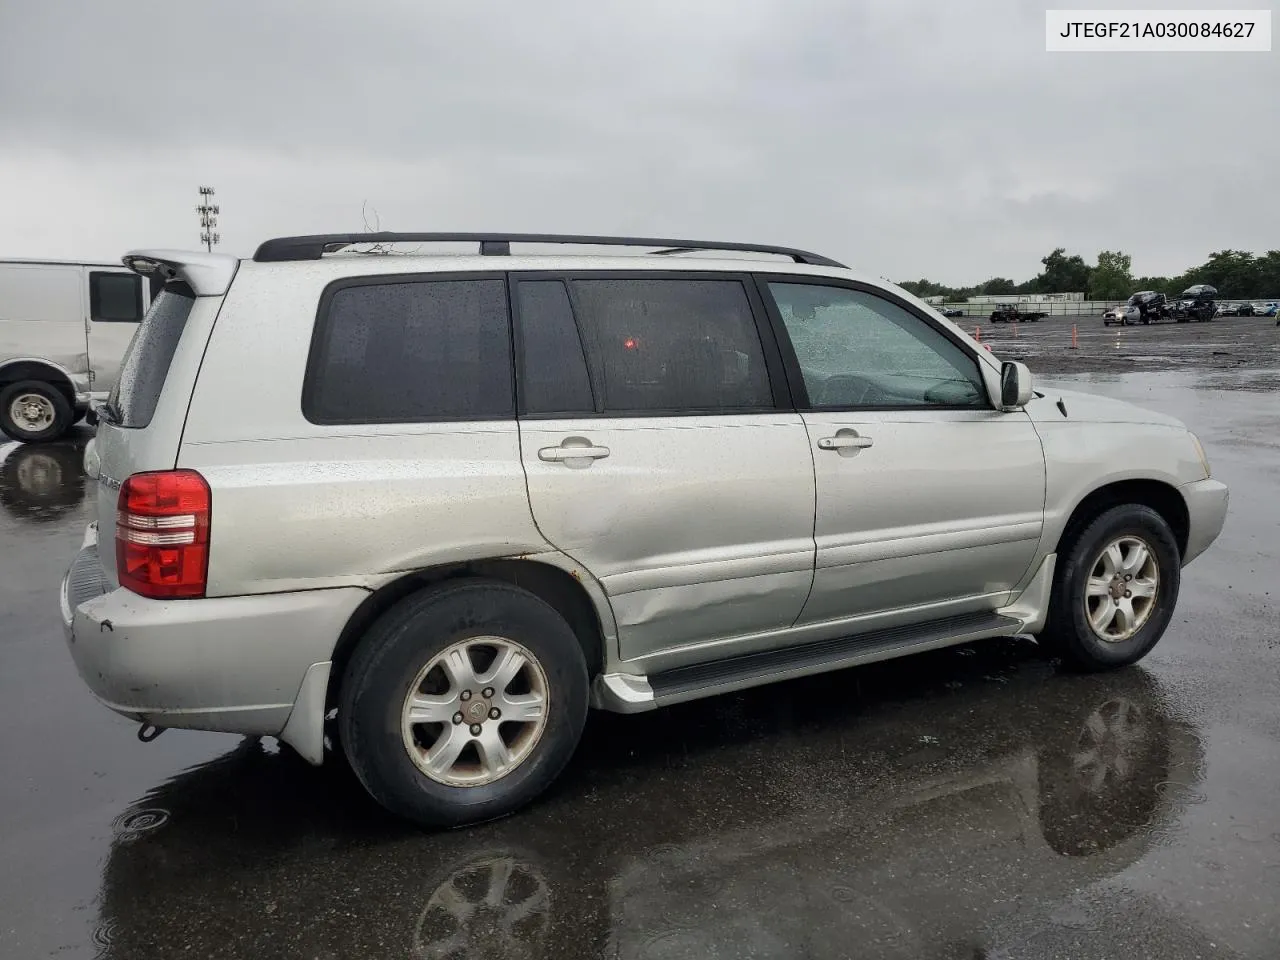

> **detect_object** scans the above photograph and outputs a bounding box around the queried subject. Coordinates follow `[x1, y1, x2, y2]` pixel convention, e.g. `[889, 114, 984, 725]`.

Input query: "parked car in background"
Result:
[1258, 302, 1279, 318]
[1172, 284, 1218, 323]
[1130, 290, 1168, 324]
[1102, 290, 1167, 326]
[60, 232, 1228, 828]
[940, 306, 965, 318]
[1, 259, 155, 442]
[1235, 302, 1255, 317]
[1102, 304, 1131, 326]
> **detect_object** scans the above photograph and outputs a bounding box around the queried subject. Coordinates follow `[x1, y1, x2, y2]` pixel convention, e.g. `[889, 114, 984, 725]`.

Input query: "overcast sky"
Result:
[1, 0, 1275, 284]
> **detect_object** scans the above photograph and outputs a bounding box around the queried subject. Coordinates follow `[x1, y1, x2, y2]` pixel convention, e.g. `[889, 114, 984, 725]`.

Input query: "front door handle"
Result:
[817, 434, 873, 451]
[538, 439, 611, 462]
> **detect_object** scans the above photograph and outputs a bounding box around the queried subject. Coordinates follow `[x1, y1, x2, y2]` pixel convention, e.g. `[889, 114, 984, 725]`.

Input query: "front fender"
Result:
[1035, 421, 1204, 553]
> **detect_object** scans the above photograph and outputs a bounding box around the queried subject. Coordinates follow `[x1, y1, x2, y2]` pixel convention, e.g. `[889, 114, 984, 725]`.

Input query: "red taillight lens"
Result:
[115, 470, 211, 599]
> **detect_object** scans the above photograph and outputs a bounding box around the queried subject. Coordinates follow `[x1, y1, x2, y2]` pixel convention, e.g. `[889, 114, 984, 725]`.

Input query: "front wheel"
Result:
[1041, 504, 1181, 671]
[0, 380, 74, 443]
[339, 579, 589, 827]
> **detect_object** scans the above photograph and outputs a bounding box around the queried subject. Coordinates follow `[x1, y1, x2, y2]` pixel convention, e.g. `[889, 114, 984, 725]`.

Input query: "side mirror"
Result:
[998, 361, 1033, 409]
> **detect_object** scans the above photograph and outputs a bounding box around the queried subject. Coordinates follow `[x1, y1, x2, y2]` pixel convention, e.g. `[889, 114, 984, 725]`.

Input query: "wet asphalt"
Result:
[1, 323, 1278, 958]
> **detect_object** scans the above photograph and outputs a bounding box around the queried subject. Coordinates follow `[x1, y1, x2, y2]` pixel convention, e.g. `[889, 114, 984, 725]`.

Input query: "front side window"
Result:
[766, 282, 987, 409]
[304, 277, 512, 424]
[566, 278, 773, 413]
[90, 271, 144, 322]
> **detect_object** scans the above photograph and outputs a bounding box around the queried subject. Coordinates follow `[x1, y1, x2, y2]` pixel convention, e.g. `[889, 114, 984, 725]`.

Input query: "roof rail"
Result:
[251, 232, 846, 268]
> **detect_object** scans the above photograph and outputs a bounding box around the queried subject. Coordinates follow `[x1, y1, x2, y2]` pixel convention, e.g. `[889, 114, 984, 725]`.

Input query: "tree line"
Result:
[899, 249, 1280, 302]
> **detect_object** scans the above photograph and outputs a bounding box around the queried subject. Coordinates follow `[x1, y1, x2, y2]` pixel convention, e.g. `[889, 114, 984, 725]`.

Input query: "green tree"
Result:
[1133, 275, 1172, 294]
[897, 247, 1280, 302]
[1255, 251, 1280, 298]
[1034, 248, 1092, 294]
[977, 277, 1016, 295]
[1090, 250, 1134, 300]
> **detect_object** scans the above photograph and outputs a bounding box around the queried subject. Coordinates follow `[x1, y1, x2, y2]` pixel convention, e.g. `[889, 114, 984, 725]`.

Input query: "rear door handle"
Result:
[538, 442, 611, 462]
[817, 435, 873, 451]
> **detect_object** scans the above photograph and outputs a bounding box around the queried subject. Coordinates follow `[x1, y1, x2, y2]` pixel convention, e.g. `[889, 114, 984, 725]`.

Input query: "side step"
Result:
[645, 611, 1021, 704]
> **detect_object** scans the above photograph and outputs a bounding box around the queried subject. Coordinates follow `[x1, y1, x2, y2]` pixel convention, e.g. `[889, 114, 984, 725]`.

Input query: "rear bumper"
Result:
[60, 527, 367, 743]
[1180, 477, 1229, 565]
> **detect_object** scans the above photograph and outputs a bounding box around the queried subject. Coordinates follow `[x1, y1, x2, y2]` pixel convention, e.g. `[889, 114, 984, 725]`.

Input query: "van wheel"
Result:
[0, 380, 73, 443]
[339, 579, 589, 827]
[1042, 505, 1180, 671]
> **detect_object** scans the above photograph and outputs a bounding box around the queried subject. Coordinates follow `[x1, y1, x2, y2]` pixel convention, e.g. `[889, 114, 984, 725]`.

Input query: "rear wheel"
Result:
[339, 579, 590, 827]
[1041, 505, 1180, 671]
[0, 380, 73, 443]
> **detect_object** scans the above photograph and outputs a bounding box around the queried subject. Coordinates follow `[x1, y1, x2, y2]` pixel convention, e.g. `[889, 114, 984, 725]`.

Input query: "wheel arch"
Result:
[1055, 479, 1190, 560]
[0, 358, 79, 407]
[324, 557, 614, 716]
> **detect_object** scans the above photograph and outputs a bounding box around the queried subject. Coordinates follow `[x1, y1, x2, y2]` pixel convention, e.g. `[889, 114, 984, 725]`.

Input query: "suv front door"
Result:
[758, 278, 1046, 630]
[513, 273, 817, 669]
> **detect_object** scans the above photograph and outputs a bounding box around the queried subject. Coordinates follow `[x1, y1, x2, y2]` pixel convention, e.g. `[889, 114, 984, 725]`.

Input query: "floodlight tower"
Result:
[197, 186, 221, 251]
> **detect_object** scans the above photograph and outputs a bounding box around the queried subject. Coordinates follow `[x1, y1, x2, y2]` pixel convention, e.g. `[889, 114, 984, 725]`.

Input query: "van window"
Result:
[90, 272, 144, 323]
[566, 278, 773, 413]
[107, 282, 195, 428]
[304, 277, 513, 424]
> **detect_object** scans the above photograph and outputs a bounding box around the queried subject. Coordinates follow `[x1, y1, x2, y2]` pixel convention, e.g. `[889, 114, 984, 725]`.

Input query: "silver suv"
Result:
[60, 233, 1229, 827]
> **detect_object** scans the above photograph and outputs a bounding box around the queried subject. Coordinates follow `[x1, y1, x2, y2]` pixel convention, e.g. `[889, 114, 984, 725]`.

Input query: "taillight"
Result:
[116, 470, 211, 599]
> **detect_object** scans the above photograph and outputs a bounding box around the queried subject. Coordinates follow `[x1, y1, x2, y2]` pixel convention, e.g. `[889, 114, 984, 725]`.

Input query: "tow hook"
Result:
[137, 723, 166, 743]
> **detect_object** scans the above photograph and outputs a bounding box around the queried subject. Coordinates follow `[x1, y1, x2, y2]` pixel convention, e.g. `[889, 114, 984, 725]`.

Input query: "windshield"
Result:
[105, 281, 195, 428]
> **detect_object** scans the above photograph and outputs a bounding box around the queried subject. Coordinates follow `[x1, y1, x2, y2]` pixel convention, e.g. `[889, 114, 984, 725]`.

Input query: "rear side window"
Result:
[107, 282, 195, 428]
[566, 278, 773, 413]
[304, 277, 513, 424]
[515, 280, 594, 415]
[90, 271, 144, 322]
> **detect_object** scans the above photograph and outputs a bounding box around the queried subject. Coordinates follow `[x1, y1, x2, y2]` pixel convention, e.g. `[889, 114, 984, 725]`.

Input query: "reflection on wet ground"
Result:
[2, 370, 1279, 959]
[0, 433, 92, 523]
[93, 649, 1203, 959]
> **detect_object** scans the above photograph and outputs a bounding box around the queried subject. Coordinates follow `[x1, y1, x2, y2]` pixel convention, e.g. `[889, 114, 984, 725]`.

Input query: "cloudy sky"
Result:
[0, 0, 1275, 284]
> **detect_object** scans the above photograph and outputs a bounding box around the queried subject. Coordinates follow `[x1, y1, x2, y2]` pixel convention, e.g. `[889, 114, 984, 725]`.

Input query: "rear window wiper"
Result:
[95, 400, 121, 426]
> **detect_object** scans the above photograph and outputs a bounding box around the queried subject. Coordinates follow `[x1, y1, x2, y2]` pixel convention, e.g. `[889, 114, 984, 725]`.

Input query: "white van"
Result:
[0, 259, 154, 442]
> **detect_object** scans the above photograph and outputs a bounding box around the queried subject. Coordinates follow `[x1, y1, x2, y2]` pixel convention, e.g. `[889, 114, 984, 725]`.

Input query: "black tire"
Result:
[339, 579, 590, 828]
[0, 380, 73, 443]
[1041, 504, 1180, 671]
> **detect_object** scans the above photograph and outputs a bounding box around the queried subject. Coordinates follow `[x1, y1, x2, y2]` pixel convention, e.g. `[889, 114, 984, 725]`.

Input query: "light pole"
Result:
[197, 186, 221, 252]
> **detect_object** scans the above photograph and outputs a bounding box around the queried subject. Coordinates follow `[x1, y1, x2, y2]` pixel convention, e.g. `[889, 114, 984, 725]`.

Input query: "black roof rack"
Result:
[251, 232, 846, 268]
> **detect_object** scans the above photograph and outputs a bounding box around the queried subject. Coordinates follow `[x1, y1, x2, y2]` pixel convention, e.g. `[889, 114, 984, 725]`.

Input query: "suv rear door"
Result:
[757, 277, 1046, 629]
[514, 272, 817, 669]
[92, 281, 215, 586]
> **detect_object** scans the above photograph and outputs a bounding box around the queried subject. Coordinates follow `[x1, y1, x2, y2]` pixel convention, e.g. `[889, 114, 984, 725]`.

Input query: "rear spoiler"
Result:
[121, 249, 239, 297]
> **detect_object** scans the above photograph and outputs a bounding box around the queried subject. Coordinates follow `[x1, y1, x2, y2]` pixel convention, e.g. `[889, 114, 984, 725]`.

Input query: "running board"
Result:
[593, 612, 1021, 712]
